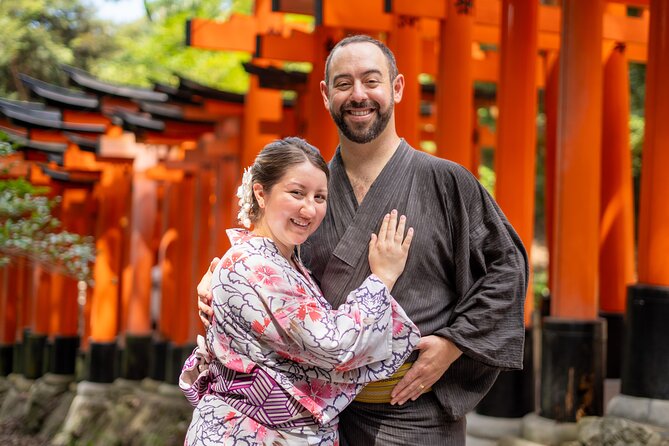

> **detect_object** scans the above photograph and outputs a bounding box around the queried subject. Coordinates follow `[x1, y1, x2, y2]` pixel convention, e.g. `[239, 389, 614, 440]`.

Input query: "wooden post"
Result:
[25, 264, 51, 379]
[495, 0, 538, 325]
[0, 263, 16, 376]
[599, 43, 635, 379]
[637, 0, 669, 287]
[476, 0, 537, 420]
[551, 0, 604, 320]
[543, 52, 559, 295]
[48, 183, 92, 376]
[388, 14, 422, 148]
[121, 148, 158, 380]
[621, 0, 669, 401]
[160, 171, 197, 384]
[242, 75, 283, 169]
[435, 0, 475, 170]
[88, 162, 132, 383]
[304, 27, 341, 162]
[541, 0, 606, 422]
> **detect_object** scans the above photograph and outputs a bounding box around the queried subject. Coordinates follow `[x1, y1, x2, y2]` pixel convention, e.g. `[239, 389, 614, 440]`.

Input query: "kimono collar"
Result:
[226, 228, 257, 246]
[226, 228, 300, 262]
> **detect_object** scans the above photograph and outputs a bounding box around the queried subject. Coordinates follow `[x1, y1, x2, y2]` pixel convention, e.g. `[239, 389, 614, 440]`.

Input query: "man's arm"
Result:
[391, 163, 528, 405]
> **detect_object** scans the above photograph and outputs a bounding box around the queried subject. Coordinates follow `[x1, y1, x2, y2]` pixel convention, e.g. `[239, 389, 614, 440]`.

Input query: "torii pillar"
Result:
[539, 0, 606, 423]
[475, 0, 537, 421]
[388, 14, 421, 148]
[47, 180, 95, 377]
[0, 260, 18, 376]
[304, 27, 340, 162]
[615, 0, 669, 410]
[435, 0, 475, 171]
[87, 161, 132, 383]
[242, 74, 282, 168]
[120, 148, 159, 381]
[599, 43, 635, 380]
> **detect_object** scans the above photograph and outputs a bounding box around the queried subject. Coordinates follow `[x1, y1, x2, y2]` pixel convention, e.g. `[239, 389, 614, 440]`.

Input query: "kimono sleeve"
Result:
[220, 251, 419, 372]
[435, 166, 529, 370]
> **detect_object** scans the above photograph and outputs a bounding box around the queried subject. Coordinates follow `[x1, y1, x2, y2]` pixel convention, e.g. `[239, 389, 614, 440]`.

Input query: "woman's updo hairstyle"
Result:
[237, 137, 329, 227]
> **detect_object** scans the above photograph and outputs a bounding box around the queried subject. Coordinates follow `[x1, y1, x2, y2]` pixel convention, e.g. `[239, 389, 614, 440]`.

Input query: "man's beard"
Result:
[331, 99, 393, 144]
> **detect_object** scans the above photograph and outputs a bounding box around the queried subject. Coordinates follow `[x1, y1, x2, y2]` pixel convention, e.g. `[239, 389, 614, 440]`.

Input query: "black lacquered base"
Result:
[87, 341, 117, 383]
[49, 335, 80, 375]
[599, 311, 624, 379]
[12, 340, 23, 374]
[0, 344, 13, 376]
[165, 342, 196, 385]
[476, 327, 534, 418]
[622, 284, 669, 399]
[121, 334, 152, 380]
[24, 332, 47, 379]
[539, 317, 606, 422]
[150, 340, 167, 382]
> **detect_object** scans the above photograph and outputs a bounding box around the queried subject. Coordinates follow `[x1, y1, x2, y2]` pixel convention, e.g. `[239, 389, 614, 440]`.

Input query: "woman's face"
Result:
[253, 161, 328, 258]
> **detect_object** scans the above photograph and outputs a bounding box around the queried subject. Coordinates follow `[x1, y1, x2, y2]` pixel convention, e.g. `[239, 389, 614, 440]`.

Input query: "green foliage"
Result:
[478, 164, 495, 197]
[0, 0, 119, 98]
[629, 62, 646, 116]
[91, 0, 254, 93]
[0, 138, 95, 281]
[629, 114, 644, 178]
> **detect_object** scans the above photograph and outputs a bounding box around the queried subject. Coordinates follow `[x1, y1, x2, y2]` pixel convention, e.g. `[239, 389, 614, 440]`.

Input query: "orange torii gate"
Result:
[0, 66, 246, 387]
[620, 0, 669, 404]
[0, 96, 107, 380]
[184, 0, 661, 435]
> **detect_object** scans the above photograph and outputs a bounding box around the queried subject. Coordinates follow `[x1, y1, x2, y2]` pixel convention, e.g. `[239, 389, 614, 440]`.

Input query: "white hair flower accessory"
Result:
[236, 167, 254, 228]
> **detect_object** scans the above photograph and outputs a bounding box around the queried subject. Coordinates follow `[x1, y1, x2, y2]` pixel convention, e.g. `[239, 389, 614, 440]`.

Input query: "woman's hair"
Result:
[246, 137, 329, 224]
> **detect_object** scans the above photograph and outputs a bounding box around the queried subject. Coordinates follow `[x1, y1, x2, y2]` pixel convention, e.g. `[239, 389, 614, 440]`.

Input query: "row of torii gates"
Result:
[1, 0, 668, 433]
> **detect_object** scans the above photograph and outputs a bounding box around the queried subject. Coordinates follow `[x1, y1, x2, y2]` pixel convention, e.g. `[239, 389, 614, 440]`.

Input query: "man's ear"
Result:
[320, 80, 330, 110]
[253, 183, 265, 208]
[392, 74, 405, 104]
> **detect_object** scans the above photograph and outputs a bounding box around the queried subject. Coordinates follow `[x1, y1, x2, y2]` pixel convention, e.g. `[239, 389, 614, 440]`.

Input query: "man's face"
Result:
[321, 42, 401, 144]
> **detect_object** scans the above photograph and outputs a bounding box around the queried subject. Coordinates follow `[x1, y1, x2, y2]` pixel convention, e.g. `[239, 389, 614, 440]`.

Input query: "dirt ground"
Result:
[0, 420, 49, 446]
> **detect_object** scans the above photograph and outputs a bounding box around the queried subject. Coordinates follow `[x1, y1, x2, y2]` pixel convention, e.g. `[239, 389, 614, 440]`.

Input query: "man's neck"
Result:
[339, 133, 402, 204]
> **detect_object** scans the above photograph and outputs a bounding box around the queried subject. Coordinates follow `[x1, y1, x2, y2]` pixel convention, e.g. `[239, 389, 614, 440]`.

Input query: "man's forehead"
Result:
[329, 42, 388, 74]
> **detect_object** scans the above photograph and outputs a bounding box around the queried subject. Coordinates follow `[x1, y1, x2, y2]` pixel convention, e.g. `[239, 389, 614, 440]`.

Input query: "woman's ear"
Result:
[253, 183, 265, 208]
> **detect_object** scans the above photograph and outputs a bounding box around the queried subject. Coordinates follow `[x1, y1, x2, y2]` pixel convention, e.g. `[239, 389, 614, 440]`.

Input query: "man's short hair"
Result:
[324, 35, 399, 85]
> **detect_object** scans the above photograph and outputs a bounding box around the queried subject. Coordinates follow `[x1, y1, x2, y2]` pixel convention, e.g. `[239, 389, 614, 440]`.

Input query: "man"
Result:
[198, 35, 528, 445]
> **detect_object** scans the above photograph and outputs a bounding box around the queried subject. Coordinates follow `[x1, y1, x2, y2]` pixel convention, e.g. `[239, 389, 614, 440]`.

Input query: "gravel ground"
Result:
[0, 420, 49, 446]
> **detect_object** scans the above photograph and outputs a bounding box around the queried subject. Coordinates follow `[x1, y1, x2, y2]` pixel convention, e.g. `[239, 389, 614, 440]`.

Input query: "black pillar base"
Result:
[599, 311, 624, 379]
[476, 327, 534, 418]
[622, 284, 669, 400]
[48, 335, 80, 375]
[24, 332, 48, 380]
[12, 340, 23, 374]
[150, 340, 167, 382]
[0, 344, 13, 376]
[121, 334, 152, 380]
[165, 342, 196, 385]
[540, 317, 606, 422]
[87, 341, 117, 383]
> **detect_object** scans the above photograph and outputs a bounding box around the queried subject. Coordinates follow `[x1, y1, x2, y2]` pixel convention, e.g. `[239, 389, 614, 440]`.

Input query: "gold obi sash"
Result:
[353, 362, 432, 404]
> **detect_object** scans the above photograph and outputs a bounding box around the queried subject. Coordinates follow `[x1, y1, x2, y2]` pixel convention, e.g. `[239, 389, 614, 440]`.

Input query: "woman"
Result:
[180, 137, 419, 445]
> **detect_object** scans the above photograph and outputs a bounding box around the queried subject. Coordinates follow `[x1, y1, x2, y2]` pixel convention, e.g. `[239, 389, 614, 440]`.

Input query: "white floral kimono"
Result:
[180, 229, 420, 445]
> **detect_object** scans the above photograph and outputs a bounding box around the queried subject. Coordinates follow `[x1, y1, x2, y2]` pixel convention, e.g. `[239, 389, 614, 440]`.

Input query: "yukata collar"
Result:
[225, 228, 300, 261]
[226, 228, 257, 246]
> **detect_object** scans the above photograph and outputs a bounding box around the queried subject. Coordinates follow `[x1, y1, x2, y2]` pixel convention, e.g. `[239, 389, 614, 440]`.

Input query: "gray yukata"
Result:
[302, 140, 529, 445]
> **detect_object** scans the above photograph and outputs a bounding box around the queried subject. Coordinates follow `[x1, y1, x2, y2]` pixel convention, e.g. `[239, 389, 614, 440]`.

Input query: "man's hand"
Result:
[390, 335, 463, 405]
[197, 257, 219, 328]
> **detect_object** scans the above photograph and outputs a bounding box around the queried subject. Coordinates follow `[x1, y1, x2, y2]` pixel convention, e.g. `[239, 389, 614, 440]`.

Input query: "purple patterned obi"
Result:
[180, 349, 315, 429]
